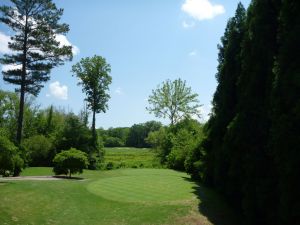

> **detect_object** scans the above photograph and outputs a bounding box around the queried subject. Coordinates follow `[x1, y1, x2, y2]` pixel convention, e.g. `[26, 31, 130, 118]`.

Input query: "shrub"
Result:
[53, 148, 89, 177]
[22, 135, 53, 166]
[104, 137, 124, 147]
[0, 136, 24, 176]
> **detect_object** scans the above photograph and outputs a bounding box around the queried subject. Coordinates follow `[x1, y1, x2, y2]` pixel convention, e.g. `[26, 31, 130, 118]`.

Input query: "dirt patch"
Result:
[174, 211, 213, 225]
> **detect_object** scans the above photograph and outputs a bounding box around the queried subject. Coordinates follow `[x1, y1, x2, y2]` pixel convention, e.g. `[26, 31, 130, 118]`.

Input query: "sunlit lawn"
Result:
[0, 167, 239, 225]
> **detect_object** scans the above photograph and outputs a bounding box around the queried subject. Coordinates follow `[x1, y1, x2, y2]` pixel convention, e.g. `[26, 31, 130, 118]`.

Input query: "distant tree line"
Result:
[98, 120, 162, 148]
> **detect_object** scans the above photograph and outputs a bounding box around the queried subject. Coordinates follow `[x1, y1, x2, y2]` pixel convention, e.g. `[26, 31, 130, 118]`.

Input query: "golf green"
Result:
[87, 169, 198, 203]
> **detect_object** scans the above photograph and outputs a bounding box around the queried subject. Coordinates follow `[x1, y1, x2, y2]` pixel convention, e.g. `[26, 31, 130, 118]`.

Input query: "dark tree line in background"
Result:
[98, 120, 162, 148]
[198, 1, 300, 224]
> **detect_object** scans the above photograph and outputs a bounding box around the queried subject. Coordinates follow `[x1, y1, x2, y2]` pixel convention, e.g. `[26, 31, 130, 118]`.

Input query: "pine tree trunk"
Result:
[16, 85, 25, 144]
[16, 15, 28, 144]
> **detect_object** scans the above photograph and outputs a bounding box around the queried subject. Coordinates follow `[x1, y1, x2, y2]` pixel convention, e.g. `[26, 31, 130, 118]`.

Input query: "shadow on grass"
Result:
[53, 175, 84, 180]
[0, 181, 11, 184]
[183, 177, 241, 225]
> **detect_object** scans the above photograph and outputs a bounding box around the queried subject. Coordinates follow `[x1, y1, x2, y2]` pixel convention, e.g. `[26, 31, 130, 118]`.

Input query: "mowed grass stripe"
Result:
[87, 169, 197, 203]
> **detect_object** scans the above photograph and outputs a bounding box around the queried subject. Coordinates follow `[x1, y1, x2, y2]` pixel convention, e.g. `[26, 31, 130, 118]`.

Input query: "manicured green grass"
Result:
[0, 167, 239, 225]
[88, 169, 195, 202]
[104, 147, 162, 169]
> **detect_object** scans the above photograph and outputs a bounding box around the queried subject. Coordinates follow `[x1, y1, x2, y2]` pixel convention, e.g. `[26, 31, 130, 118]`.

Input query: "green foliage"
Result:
[22, 135, 53, 166]
[98, 121, 161, 148]
[168, 119, 204, 171]
[200, 1, 300, 225]
[53, 148, 89, 177]
[56, 113, 92, 153]
[0, 0, 72, 143]
[269, 0, 300, 223]
[72, 55, 112, 151]
[0, 136, 24, 176]
[146, 127, 173, 163]
[146, 118, 204, 172]
[147, 78, 201, 125]
[126, 121, 162, 148]
[104, 136, 125, 147]
[104, 147, 161, 169]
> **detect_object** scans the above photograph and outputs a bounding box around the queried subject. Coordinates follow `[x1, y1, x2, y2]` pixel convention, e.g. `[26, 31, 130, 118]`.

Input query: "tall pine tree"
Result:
[0, 0, 72, 144]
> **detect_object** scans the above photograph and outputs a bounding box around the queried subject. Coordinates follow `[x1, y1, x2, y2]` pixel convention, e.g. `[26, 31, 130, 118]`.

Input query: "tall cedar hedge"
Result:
[201, 1, 299, 224]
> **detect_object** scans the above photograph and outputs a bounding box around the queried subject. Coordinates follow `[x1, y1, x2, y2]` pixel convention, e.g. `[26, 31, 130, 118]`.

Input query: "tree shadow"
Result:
[183, 177, 241, 225]
[0, 181, 13, 185]
[53, 175, 84, 180]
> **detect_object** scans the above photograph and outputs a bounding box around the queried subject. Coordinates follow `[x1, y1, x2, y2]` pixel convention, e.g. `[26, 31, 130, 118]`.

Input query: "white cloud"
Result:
[189, 50, 197, 56]
[0, 32, 11, 54]
[49, 81, 68, 100]
[181, 0, 225, 21]
[115, 87, 123, 95]
[191, 104, 212, 122]
[1, 64, 22, 72]
[55, 34, 80, 56]
[0, 31, 79, 56]
[182, 20, 195, 28]
[200, 104, 212, 122]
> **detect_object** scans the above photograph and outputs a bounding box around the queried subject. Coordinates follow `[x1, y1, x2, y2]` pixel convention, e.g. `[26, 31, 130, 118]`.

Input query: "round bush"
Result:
[53, 148, 89, 177]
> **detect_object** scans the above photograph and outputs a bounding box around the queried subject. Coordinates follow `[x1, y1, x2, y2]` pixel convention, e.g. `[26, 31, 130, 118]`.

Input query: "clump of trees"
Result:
[145, 78, 205, 172]
[147, 118, 204, 173]
[0, 91, 106, 173]
[53, 148, 89, 177]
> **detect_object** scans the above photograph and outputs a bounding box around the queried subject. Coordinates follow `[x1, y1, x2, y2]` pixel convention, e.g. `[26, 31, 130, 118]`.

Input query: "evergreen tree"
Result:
[232, 1, 281, 223]
[203, 2, 246, 199]
[271, 0, 300, 223]
[0, 0, 73, 144]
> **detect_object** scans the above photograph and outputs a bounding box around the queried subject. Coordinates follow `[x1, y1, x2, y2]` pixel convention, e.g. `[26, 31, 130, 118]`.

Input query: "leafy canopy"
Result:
[71, 55, 112, 114]
[147, 79, 201, 125]
[53, 148, 89, 177]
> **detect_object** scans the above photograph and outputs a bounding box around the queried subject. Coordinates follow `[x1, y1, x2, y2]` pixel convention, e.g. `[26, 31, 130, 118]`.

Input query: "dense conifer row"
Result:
[200, 1, 299, 224]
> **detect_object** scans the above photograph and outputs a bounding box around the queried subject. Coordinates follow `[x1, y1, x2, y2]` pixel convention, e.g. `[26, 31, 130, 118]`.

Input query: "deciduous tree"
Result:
[71, 55, 112, 151]
[147, 79, 201, 125]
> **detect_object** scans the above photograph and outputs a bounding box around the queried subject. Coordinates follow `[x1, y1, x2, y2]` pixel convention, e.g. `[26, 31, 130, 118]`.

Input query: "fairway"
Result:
[88, 169, 196, 202]
[0, 167, 239, 225]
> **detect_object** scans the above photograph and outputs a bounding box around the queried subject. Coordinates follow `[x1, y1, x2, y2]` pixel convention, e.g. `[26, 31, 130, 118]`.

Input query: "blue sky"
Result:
[0, 0, 250, 128]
